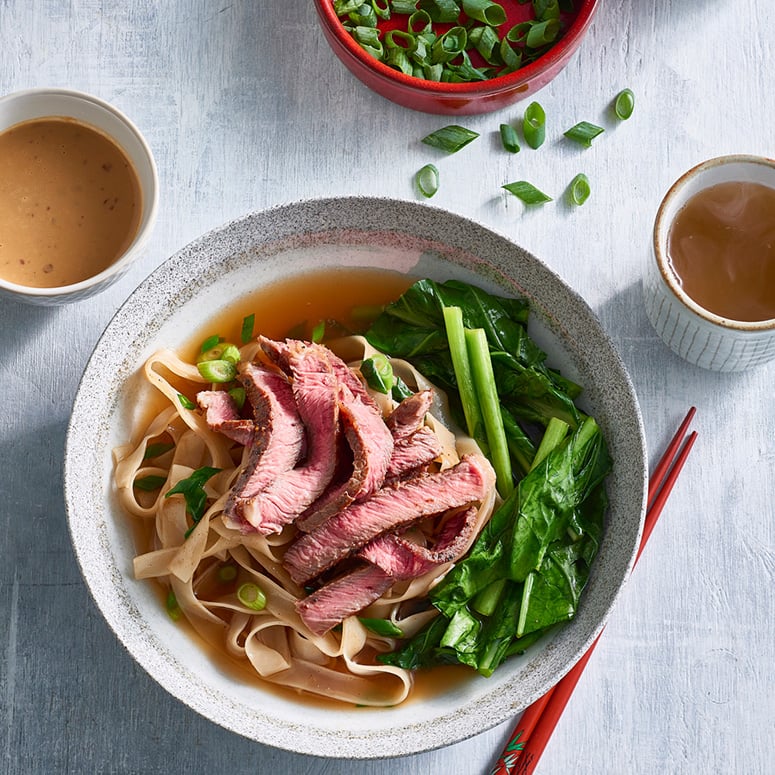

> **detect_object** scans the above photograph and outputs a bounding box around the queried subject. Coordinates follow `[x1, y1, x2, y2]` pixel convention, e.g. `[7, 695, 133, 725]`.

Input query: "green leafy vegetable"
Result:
[614, 88, 635, 120]
[416, 163, 440, 197]
[563, 121, 605, 147]
[421, 125, 480, 153]
[502, 180, 552, 204]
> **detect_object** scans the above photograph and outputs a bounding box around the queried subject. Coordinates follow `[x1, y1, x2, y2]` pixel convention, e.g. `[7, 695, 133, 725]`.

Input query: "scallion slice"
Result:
[240, 313, 255, 344]
[614, 87, 635, 120]
[177, 393, 196, 410]
[199, 333, 220, 353]
[421, 124, 480, 153]
[143, 442, 174, 460]
[166, 590, 181, 621]
[361, 353, 395, 394]
[462, 0, 506, 26]
[133, 475, 167, 491]
[499, 123, 520, 153]
[522, 101, 546, 149]
[418, 0, 461, 23]
[416, 163, 440, 197]
[567, 173, 591, 206]
[311, 320, 326, 343]
[359, 617, 405, 637]
[217, 564, 238, 583]
[502, 180, 552, 204]
[563, 121, 604, 147]
[237, 583, 267, 611]
[228, 386, 246, 410]
[197, 359, 237, 383]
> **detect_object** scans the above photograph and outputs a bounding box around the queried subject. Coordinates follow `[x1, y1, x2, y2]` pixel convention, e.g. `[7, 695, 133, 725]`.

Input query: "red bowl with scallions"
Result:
[314, 0, 599, 115]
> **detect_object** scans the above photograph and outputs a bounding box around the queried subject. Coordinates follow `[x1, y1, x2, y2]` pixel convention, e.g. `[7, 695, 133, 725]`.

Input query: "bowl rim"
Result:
[64, 195, 647, 758]
[0, 86, 159, 299]
[652, 153, 775, 332]
[313, 0, 599, 96]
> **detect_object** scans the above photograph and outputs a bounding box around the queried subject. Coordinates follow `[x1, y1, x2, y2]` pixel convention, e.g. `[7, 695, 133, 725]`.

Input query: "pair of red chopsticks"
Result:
[488, 407, 698, 775]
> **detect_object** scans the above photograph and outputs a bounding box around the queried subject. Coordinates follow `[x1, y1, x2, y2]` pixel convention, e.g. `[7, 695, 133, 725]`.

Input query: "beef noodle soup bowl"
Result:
[65, 198, 646, 758]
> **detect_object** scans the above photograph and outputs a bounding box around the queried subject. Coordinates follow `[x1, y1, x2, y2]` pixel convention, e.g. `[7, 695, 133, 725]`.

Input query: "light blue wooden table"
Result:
[1, 2, 773, 773]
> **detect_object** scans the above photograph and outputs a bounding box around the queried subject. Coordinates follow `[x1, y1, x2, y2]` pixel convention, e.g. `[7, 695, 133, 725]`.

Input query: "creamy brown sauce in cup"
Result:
[667, 180, 775, 322]
[0, 116, 142, 288]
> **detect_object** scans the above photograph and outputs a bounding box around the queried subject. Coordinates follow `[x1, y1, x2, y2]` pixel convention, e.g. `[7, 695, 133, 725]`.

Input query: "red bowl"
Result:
[314, 0, 599, 115]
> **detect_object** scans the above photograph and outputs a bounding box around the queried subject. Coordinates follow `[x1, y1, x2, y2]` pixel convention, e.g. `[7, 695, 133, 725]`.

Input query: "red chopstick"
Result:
[488, 407, 698, 775]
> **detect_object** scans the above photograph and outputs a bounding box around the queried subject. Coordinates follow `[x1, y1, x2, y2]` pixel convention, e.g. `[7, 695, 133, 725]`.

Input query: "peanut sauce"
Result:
[0, 116, 141, 288]
[667, 180, 775, 322]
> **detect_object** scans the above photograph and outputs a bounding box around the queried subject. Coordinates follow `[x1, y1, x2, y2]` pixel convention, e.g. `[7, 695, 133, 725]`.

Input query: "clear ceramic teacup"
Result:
[644, 154, 775, 372]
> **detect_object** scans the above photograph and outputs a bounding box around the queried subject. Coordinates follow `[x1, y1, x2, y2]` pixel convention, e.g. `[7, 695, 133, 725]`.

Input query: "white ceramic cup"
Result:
[0, 88, 159, 305]
[644, 154, 775, 372]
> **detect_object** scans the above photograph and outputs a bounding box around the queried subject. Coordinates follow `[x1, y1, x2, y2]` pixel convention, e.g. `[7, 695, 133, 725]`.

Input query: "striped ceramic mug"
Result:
[643, 154, 775, 372]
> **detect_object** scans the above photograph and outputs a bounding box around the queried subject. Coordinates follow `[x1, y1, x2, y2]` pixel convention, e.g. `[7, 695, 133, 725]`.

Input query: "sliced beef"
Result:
[283, 454, 493, 585]
[223, 364, 305, 529]
[234, 339, 340, 534]
[197, 390, 255, 447]
[359, 505, 478, 579]
[385, 426, 442, 482]
[296, 564, 394, 636]
[386, 390, 433, 443]
[296, 379, 394, 532]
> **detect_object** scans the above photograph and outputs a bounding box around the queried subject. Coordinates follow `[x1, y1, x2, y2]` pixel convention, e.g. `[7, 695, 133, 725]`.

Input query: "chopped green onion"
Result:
[393, 0, 420, 12]
[133, 474, 167, 491]
[311, 320, 326, 343]
[421, 124, 480, 153]
[197, 359, 238, 383]
[199, 333, 221, 353]
[165, 465, 221, 530]
[361, 353, 395, 394]
[522, 101, 546, 149]
[143, 442, 174, 460]
[526, 18, 560, 47]
[217, 564, 238, 583]
[533, 0, 561, 21]
[177, 393, 196, 410]
[416, 163, 440, 197]
[228, 386, 246, 410]
[391, 376, 414, 402]
[614, 87, 635, 120]
[465, 327, 513, 498]
[240, 313, 255, 344]
[567, 173, 591, 206]
[200, 341, 240, 363]
[237, 582, 267, 611]
[166, 589, 181, 621]
[563, 121, 605, 147]
[431, 26, 467, 64]
[359, 617, 405, 637]
[462, 0, 506, 26]
[502, 180, 552, 204]
[499, 123, 520, 153]
[418, 0, 461, 23]
[372, 0, 391, 19]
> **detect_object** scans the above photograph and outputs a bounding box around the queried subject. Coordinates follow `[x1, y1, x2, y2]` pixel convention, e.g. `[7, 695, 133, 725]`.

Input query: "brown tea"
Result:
[667, 180, 775, 322]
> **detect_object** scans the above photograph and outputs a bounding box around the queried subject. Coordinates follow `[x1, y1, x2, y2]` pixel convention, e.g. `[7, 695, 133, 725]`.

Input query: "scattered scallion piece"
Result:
[361, 353, 395, 394]
[522, 101, 546, 149]
[563, 120, 605, 147]
[421, 125, 480, 153]
[165, 465, 221, 535]
[133, 475, 167, 492]
[166, 590, 181, 621]
[197, 359, 238, 383]
[311, 320, 326, 343]
[499, 123, 520, 153]
[391, 376, 414, 402]
[567, 173, 591, 206]
[502, 180, 553, 204]
[359, 617, 405, 637]
[240, 313, 255, 344]
[200, 341, 240, 363]
[228, 386, 246, 410]
[199, 333, 221, 353]
[143, 442, 174, 460]
[177, 393, 196, 410]
[217, 564, 238, 583]
[416, 163, 440, 197]
[237, 582, 267, 611]
[614, 87, 635, 120]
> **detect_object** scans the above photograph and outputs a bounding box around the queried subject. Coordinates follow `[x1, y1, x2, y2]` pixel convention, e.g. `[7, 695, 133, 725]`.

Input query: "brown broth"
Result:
[0, 116, 142, 287]
[667, 180, 775, 321]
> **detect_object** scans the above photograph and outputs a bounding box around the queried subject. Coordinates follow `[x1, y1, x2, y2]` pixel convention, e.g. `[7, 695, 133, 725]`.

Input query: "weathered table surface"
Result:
[2, 2, 773, 773]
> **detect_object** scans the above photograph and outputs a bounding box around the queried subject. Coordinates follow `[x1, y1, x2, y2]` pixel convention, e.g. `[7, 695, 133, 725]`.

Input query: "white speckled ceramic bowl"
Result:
[64, 197, 646, 758]
[644, 154, 775, 371]
[0, 88, 158, 305]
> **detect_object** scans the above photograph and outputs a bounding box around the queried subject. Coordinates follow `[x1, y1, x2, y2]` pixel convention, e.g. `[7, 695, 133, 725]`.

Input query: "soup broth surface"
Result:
[667, 180, 775, 322]
[0, 116, 142, 288]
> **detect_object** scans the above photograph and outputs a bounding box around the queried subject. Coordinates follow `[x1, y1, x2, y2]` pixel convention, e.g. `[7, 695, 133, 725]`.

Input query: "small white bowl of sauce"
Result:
[644, 154, 775, 371]
[0, 88, 158, 304]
